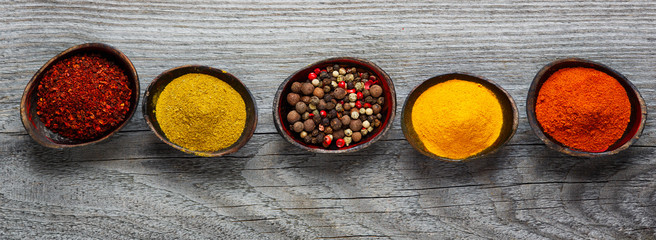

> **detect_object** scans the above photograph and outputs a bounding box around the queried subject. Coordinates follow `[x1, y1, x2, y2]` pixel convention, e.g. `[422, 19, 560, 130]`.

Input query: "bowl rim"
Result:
[142, 64, 258, 157]
[20, 42, 140, 149]
[526, 58, 647, 157]
[272, 57, 397, 154]
[401, 72, 519, 162]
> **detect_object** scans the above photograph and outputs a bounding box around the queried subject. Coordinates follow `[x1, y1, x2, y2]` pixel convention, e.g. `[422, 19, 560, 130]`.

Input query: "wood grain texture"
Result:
[1, 0, 656, 239]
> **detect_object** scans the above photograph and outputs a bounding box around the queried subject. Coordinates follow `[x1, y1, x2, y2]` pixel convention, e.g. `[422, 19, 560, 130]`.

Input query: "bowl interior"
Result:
[274, 58, 396, 153]
[143, 65, 258, 157]
[402, 73, 518, 162]
[20, 43, 139, 148]
[526, 59, 646, 156]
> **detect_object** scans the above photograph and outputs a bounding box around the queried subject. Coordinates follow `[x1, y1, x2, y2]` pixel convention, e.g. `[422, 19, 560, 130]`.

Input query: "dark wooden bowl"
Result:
[401, 73, 519, 162]
[143, 65, 258, 157]
[273, 57, 396, 153]
[20, 43, 139, 148]
[526, 58, 647, 157]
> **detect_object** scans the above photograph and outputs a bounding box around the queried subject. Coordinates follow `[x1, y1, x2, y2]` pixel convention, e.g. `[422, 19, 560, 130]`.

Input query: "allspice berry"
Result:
[370, 85, 383, 98]
[301, 95, 311, 104]
[340, 115, 351, 126]
[313, 87, 324, 98]
[287, 93, 300, 106]
[291, 82, 302, 93]
[292, 121, 304, 133]
[318, 100, 327, 110]
[301, 82, 314, 95]
[350, 119, 362, 131]
[352, 132, 362, 142]
[296, 102, 308, 114]
[303, 119, 315, 132]
[287, 110, 301, 123]
[333, 88, 347, 100]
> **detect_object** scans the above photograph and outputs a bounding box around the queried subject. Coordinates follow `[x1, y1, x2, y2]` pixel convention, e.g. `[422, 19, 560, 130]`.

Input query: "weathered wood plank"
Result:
[1, 0, 656, 239]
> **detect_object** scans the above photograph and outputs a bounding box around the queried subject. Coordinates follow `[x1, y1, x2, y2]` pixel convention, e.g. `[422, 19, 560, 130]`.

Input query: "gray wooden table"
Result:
[2, 1, 656, 239]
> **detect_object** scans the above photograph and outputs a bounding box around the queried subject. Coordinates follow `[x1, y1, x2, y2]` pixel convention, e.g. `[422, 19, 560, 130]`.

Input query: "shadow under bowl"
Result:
[273, 57, 396, 153]
[143, 65, 258, 157]
[526, 58, 647, 157]
[401, 73, 519, 162]
[20, 43, 140, 148]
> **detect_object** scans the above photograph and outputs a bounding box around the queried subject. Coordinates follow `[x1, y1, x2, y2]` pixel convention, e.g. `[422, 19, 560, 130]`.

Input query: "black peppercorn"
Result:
[377, 97, 385, 105]
[321, 117, 330, 126]
[365, 96, 374, 104]
[330, 118, 342, 130]
[372, 104, 381, 114]
[328, 109, 337, 118]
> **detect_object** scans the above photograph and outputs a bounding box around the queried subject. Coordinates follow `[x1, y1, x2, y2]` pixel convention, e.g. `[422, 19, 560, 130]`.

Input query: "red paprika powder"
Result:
[36, 53, 132, 140]
[535, 67, 631, 152]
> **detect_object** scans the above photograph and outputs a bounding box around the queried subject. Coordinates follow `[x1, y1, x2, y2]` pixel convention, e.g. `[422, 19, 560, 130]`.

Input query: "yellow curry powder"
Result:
[411, 79, 503, 160]
[156, 73, 246, 152]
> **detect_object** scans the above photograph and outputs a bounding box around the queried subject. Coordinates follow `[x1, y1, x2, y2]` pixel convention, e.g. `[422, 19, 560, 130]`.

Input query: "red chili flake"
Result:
[347, 89, 356, 94]
[364, 103, 372, 108]
[364, 80, 374, 90]
[36, 53, 131, 140]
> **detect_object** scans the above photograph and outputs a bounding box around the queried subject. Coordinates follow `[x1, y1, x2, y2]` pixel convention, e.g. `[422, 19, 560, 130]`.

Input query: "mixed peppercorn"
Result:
[285, 64, 385, 149]
[36, 53, 132, 140]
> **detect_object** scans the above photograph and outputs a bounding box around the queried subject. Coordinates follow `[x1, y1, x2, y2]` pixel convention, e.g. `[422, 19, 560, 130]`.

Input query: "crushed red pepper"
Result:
[36, 53, 132, 140]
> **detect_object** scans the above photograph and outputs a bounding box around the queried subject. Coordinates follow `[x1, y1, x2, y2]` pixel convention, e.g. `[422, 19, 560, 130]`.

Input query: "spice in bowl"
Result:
[283, 64, 386, 149]
[535, 67, 631, 152]
[36, 53, 132, 140]
[155, 73, 246, 152]
[410, 79, 504, 160]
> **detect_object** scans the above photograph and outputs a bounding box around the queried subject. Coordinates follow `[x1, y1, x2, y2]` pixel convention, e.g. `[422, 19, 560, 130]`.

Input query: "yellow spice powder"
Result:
[156, 73, 246, 152]
[411, 79, 503, 160]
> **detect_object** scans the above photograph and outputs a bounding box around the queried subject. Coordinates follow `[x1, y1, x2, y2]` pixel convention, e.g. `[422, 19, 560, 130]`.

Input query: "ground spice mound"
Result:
[36, 53, 131, 140]
[411, 79, 503, 160]
[535, 67, 631, 152]
[156, 73, 246, 152]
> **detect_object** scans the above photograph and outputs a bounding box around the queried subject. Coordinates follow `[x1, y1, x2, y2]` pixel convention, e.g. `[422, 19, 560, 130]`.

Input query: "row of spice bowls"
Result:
[20, 43, 647, 161]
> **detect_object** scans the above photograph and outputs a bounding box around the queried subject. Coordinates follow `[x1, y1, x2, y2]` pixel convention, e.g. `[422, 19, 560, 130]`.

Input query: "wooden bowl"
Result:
[20, 43, 139, 148]
[273, 57, 396, 153]
[526, 58, 647, 157]
[401, 73, 518, 162]
[143, 65, 258, 157]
